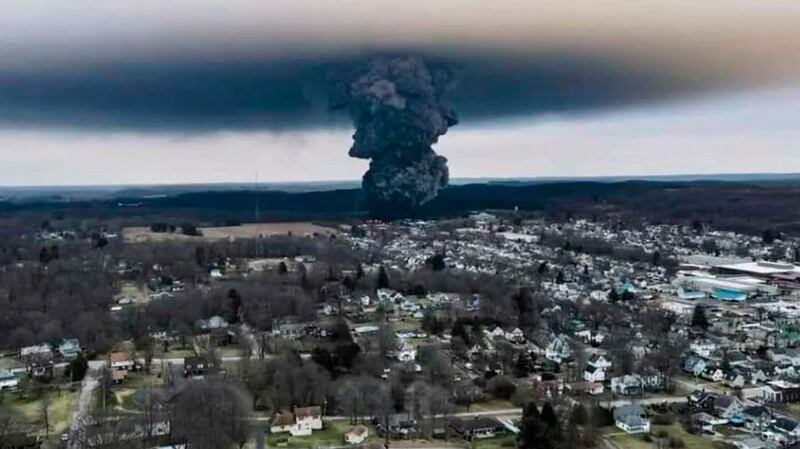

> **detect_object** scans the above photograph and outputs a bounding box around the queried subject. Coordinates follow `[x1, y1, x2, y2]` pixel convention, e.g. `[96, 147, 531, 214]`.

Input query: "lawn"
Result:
[6, 386, 78, 437]
[472, 434, 517, 449]
[156, 345, 196, 360]
[267, 420, 378, 448]
[458, 399, 516, 413]
[604, 425, 713, 449]
[0, 356, 25, 371]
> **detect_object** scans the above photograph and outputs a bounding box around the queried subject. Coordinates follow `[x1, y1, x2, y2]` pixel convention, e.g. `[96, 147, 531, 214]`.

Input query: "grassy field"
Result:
[267, 420, 379, 448]
[7, 387, 78, 438]
[123, 222, 338, 243]
[604, 424, 712, 449]
[472, 434, 516, 449]
[0, 356, 25, 371]
[155, 343, 196, 360]
[115, 281, 149, 304]
[460, 399, 517, 413]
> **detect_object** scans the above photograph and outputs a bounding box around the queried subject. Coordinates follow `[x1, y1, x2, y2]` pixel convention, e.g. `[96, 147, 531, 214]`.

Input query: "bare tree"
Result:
[170, 378, 252, 449]
[39, 394, 51, 440]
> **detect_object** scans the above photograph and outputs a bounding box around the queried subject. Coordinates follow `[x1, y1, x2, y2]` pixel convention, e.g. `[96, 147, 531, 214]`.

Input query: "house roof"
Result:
[450, 417, 502, 433]
[271, 411, 296, 426]
[295, 406, 321, 418]
[347, 425, 368, 437]
[108, 351, 132, 364]
[773, 417, 800, 433]
[613, 404, 645, 421]
[714, 395, 739, 409]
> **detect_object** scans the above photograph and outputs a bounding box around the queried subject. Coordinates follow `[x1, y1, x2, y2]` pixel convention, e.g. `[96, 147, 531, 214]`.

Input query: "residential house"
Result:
[740, 406, 771, 431]
[545, 335, 572, 364]
[769, 348, 800, 367]
[183, 356, 217, 377]
[57, 339, 80, 360]
[294, 406, 323, 431]
[702, 366, 725, 383]
[724, 371, 748, 389]
[395, 341, 417, 362]
[0, 369, 18, 390]
[487, 327, 505, 340]
[584, 365, 606, 383]
[270, 406, 323, 437]
[449, 417, 505, 440]
[691, 339, 719, 358]
[505, 328, 526, 344]
[763, 380, 800, 403]
[683, 356, 708, 377]
[270, 411, 300, 435]
[587, 354, 613, 371]
[714, 395, 745, 419]
[108, 351, 135, 371]
[195, 315, 229, 332]
[375, 415, 418, 439]
[613, 405, 651, 434]
[26, 355, 54, 380]
[688, 390, 717, 411]
[345, 426, 369, 445]
[19, 344, 51, 359]
[610, 374, 663, 396]
[773, 417, 800, 440]
[691, 412, 728, 434]
[110, 369, 128, 384]
[566, 381, 604, 396]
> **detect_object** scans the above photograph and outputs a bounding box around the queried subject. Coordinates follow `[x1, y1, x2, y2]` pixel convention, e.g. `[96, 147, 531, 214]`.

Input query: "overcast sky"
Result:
[1, 1, 800, 186]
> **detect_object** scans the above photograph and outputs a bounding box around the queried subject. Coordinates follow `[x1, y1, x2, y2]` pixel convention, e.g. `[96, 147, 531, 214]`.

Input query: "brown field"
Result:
[123, 222, 339, 243]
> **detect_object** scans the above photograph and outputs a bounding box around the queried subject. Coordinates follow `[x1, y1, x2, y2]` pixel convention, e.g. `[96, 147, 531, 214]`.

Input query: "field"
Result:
[123, 222, 338, 243]
[472, 434, 517, 449]
[7, 387, 78, 438]
[603, 425, 712, 449]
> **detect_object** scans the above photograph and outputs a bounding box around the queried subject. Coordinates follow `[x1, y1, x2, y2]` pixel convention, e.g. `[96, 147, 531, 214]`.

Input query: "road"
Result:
[67, 360, 104, 448]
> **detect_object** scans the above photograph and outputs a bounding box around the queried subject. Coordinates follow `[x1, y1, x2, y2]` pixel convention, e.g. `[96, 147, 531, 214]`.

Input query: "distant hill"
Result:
[3, 178, 800, 235]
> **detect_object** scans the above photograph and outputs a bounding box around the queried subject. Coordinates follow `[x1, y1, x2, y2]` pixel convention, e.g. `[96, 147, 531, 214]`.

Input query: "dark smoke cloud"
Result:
[329, 56, 457, 212]
[0, 51, 678, 132]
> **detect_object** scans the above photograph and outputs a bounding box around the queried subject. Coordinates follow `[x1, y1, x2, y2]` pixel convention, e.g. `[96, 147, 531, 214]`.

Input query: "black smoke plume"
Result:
[329, 56, 458, 217]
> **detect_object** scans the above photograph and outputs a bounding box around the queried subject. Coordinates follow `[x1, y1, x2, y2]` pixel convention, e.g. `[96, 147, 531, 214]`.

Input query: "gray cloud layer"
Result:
[1, 0, 800, 131]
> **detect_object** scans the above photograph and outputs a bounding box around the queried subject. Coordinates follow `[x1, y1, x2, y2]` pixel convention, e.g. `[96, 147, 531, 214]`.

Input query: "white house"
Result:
[345, 426, 369, 444]
[587, 354, 613, 371]
[396, 341, 417, 362]
[20, 344, 51, 358]
[195, 315, 229, 331]
[377, 289, 404, 303]
[108, 351, 135, 371]
[505, 328, 526, 344]
[270, 406, 323, 437]
[691, 340, 718, 358]
[295, 406, 323, 432]
[0, 369, 18, 390]
[614, 405, 650, 434]
[545, 335, 572, 363]
[584, 366, 606, 383]
[487, 327, 505, 340]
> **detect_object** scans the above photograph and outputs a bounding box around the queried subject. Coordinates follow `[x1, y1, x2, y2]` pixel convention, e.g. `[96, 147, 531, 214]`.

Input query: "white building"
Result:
[345, 426, 369, 444]
[0, 369, 18, 390]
